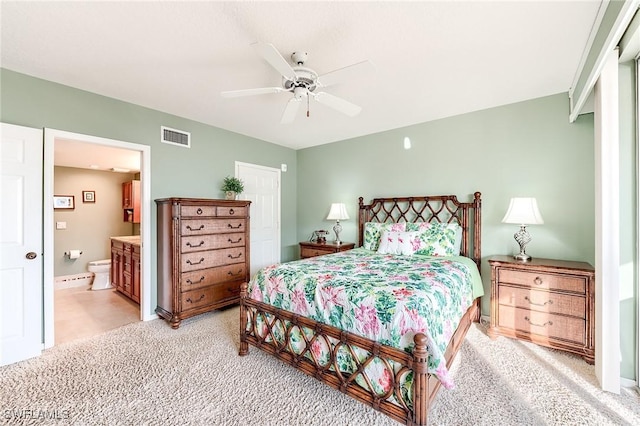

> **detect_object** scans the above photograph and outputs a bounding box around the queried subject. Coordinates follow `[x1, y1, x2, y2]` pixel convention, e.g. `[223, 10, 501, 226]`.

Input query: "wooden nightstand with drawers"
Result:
[487, 255, 595, 364]
[299, 241, 355, 259]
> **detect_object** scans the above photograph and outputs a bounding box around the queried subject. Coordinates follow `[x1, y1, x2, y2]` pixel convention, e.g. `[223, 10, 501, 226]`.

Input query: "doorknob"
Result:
[26, 252, 37, 260]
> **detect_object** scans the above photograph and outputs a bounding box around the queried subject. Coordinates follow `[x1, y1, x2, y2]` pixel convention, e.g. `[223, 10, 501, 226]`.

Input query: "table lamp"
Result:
[326, 203, 349, 245]
[502, 197, 544, 261]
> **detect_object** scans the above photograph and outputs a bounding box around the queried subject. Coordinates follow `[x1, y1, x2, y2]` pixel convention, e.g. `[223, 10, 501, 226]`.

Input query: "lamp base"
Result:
[513, 253, 532, 262]
[513, 225, 533, 262]
[333, 221, 343, 245]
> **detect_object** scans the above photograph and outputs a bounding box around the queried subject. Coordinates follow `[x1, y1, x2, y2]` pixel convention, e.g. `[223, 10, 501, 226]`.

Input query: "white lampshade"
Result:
[502, 198, 544, 225]
[326, 203, 349, 221]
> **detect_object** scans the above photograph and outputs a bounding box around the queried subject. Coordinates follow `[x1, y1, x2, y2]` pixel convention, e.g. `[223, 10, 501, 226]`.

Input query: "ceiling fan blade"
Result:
[252, 42, 296, 81]
[317, 60, 374, 88]
[281, 97, 302, 124]
[313, 92, 362, 117]
[221, 87, 286, 98]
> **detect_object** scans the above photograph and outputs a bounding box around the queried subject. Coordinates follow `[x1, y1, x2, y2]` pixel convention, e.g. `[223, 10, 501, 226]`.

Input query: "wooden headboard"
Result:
[358, 192, 482, 268]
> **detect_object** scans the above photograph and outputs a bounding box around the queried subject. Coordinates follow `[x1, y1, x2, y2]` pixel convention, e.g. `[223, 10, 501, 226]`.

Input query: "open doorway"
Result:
[43, 129, 152, 348]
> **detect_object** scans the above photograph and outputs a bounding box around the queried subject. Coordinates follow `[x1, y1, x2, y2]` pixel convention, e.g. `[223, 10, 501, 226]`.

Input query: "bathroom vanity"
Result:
[111, 236, 141, 304]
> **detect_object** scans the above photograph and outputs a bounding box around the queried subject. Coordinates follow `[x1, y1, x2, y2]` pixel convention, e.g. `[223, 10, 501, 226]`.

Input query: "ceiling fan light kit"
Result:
[221, 42, 372, 124]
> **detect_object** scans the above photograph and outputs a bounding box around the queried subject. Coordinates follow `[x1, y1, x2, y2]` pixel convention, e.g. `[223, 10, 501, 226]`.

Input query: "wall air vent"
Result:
[161, 126, 191, 148]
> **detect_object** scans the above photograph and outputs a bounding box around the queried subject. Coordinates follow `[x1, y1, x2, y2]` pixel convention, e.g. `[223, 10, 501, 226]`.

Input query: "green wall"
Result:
[0, 68, 299, 317]
[297, 93, 596, 316]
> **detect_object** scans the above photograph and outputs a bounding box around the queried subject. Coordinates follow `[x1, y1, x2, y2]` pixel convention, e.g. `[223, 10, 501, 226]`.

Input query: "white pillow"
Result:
[377, 231, 420, 255]
[363, 222, 407, 251]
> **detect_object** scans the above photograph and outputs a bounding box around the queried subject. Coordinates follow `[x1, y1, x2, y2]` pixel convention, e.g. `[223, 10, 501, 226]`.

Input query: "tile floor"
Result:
[54, 285, 140, 345]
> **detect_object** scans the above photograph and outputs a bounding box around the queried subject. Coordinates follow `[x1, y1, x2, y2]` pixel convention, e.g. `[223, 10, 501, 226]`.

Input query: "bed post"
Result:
[411, 333, 429, 426]
[358, 197, 366, 247]
[239, 282, 249, 356]
[473, 191, 481, 269]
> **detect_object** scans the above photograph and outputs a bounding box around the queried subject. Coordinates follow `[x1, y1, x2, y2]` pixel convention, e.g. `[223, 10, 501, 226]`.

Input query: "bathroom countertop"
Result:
[111, 235, 141, 246]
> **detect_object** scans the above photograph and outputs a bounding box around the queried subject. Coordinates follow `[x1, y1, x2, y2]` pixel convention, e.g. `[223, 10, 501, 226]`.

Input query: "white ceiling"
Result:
[54, 138, 141, 173]
[1, 1, 603, 152]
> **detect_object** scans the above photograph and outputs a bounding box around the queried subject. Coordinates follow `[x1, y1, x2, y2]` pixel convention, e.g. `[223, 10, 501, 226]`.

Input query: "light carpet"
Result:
[1, 307, 639, 426]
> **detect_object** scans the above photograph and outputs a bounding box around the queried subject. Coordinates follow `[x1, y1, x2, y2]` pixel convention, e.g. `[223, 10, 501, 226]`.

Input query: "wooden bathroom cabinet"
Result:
[122, 180, 140, 223]
[111, 237, 141, 304]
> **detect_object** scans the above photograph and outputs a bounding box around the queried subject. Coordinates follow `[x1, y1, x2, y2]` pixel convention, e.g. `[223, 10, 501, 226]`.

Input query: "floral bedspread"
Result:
[247, 248, 483, 389]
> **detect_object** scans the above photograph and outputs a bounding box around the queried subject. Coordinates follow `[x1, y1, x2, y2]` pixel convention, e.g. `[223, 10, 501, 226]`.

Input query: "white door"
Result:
[236, 162, 281, 276]
[1, 123, 43, 366]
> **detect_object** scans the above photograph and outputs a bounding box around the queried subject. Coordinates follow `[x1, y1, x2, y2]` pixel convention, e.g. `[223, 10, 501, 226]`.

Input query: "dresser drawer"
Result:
[498, 305, 585, 345]
[181, 247, 246, 272]
[217, 206, 247, 217]
[180, 205, 217, 217]
[181, 219, 247, 236]
[181, 264, 246, 291]
[498, 269, 586, 294]
[181, 233, 245, 253]
[498, 285, 586, 318]
[181, 281, 241, 311]
[301, 247, 334, 258]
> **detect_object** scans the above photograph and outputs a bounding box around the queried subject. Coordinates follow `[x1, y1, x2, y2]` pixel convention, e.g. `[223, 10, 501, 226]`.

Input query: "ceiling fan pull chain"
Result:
[307, 94, 310, 117]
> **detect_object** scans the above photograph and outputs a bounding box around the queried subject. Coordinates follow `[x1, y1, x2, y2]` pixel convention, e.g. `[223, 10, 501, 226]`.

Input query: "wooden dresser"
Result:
[299, 241, 355, 259]
[487, 255, 595, 363]
[156, 198, 251, 328]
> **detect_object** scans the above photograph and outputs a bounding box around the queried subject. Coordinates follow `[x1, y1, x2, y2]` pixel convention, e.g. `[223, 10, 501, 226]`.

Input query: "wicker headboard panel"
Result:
[357, 192, 482, 267]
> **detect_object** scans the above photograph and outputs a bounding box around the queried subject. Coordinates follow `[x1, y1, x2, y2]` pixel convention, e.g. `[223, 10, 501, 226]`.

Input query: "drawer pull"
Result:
[229, 208, 235, 215]
[187, 224, 205, 231]
[227, 223, 242, 229]
[228, 237, 242, 244]
[533, 277, 543, 285]
[524, 296, 553, 307]
[186, 257, 205, 265]
[196, 208, 203, 215]
[227, 270, 243, 277]
[187, 240, 205, 248]
[186, 294, 205, 304]
[228, 253, 243, 259]
[524, 316, 553, 328]
[186, 276, 205, 285]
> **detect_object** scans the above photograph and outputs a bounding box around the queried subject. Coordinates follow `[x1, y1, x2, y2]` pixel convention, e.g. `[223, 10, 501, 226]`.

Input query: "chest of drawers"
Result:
[487, 255, 595, 364]
[299, 241, 355, 259]
[156, 198, 251, 328]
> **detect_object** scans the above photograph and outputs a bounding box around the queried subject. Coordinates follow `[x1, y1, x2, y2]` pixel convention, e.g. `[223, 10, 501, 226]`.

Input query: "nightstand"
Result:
[487, 255, 595, 364]
[299, 241, 355, 259]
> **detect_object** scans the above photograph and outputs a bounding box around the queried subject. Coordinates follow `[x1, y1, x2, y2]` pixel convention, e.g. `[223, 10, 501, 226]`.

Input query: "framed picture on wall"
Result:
[53, 195, 74, 210]
[82, 191, 96, 203]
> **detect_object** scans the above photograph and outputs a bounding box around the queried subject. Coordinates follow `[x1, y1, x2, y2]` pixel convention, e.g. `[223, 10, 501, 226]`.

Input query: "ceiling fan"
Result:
[221, 43, 373, 124]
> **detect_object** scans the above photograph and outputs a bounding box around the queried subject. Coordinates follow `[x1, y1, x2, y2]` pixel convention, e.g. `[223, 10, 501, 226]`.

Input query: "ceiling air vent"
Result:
[161, 126, 190, 148]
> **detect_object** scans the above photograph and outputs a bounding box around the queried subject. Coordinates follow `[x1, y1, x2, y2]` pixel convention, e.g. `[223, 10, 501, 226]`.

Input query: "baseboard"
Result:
[620, 377, 637, 388]
[143, 313, 159, 322]
[54, 273, 93, 290]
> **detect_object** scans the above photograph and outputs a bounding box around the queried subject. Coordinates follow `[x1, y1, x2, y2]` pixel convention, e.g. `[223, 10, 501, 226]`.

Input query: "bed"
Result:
[239, 192, 482, 425]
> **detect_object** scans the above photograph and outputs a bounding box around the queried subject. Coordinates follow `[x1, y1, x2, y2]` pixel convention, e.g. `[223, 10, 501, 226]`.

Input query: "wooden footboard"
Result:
[240, 282, 480, 426]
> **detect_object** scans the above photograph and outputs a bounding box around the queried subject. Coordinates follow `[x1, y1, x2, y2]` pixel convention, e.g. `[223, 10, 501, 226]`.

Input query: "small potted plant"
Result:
[221, 176, 244, 200]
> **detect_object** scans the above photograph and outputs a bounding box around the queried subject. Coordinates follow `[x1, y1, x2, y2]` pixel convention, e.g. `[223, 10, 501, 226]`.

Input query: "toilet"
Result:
[88, 259, 112, 290]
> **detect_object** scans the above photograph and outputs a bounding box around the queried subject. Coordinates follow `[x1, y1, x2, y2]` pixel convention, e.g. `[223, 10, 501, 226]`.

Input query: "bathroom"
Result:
[53, 140, 141, 344]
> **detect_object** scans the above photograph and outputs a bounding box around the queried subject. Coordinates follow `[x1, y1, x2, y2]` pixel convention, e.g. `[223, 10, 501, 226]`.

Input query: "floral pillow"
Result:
[362, 222, 406, 251]
[405, 222, 462, 256]
[377, 230, 421, 255]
